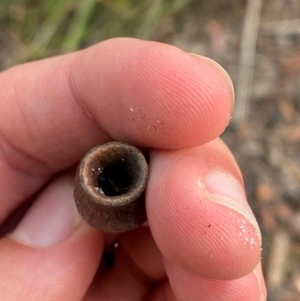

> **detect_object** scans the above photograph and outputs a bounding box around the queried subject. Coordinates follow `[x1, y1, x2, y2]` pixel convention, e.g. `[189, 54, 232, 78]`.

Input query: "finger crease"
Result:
[66, 53, 100, 128]
[0, 125, 52, 181]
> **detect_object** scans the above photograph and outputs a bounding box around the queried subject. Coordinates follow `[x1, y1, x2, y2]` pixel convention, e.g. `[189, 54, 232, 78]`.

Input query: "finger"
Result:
[70, 41, 234, 149]
[84, 227, 166, 301]
[84, 241, 152, 301]
[143, 281, 177, 301]
[164, 259, 263, 301]
[0, 173, 104, 301]
[254, 262, 267, 301]
[0, 38, 234, 221]
[120, 227, 166, 281]
[147, 138, 262, 280]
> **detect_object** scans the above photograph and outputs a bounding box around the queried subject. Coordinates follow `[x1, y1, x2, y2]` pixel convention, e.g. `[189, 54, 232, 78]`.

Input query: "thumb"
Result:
[0, 173, 103, 301]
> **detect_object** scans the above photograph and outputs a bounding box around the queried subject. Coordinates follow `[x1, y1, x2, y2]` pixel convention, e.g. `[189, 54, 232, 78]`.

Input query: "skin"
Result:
[0, 38, 267, 301]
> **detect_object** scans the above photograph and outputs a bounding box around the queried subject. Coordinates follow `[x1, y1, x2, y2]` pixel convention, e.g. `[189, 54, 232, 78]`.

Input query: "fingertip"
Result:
[72, 38, 234, 149]
[147, 139, 261, 279]
[189, 53, 235, 108]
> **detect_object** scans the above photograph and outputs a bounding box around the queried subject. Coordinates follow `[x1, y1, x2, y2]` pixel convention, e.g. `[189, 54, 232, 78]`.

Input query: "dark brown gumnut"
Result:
[74, 142, 148, 233]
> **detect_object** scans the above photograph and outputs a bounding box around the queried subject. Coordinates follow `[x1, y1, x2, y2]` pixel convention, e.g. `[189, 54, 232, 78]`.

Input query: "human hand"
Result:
[0, 38, 266, 301]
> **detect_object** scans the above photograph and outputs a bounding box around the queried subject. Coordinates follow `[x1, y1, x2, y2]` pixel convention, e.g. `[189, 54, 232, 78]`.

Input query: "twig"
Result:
[266, 229, 291, 290]
[261, 19, 300, 34]
[233, 0, 263, 124]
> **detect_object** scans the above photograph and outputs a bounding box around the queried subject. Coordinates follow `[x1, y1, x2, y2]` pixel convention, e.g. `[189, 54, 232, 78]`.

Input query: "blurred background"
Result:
[1, 0, 300, 300]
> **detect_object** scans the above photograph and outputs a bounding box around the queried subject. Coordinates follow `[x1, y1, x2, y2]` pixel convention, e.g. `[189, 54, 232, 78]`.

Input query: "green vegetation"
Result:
[0, 0, 195, 65]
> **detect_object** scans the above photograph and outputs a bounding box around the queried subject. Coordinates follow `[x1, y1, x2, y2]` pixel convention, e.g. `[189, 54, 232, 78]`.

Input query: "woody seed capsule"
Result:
[74, 142, 148, 233]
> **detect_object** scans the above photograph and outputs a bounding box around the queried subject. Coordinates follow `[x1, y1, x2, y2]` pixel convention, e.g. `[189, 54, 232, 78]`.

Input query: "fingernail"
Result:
[204, 173, 261, 243]
[189, 53, 235, 105]
[10, 175, 80, 248]
[253, 263, 267, 301]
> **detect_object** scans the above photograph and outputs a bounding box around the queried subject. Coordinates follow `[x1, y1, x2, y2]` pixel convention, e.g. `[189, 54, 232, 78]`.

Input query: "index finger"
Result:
[0, 38, 234, 220]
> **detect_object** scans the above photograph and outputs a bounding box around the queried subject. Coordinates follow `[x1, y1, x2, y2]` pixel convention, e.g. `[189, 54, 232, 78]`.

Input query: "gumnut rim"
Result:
[74, 141, 148, 233]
